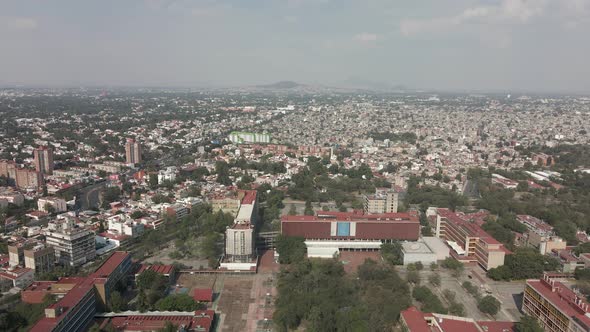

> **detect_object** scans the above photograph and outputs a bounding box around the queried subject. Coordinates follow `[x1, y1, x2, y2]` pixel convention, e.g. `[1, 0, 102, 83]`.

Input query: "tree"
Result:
[44, 203, 56, 215]
[407, 270, 420, 285]
[288, 204, 297, 216]
[428, 273, 441, 287]
[515, 315, 544, 332]
[441, 257, 464, 277]
[148, 173, 158, 189]
[158, 322, 179, 332]
[155, 294, 198, 311]
[304, 200, 314, 216]
[275, 235, 306, 264]
[448, 302, 465, 316]
[381, 242, 403, 265]
[109, 291, 126, 312]
[430, 262, 438, 271]
[517, 181, 529, 192]
[414, 261, 424, 271]
[478, 295, 501, 316]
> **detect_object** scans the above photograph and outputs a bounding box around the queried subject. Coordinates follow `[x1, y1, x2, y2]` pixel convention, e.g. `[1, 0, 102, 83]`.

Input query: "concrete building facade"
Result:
[45, 218, 96, 267]
[34, 146, 54, 175]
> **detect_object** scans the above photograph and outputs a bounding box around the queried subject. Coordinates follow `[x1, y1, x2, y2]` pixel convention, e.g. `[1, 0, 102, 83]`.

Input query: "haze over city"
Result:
[2, 0, 590, 92]
[2, 1, 590, 332]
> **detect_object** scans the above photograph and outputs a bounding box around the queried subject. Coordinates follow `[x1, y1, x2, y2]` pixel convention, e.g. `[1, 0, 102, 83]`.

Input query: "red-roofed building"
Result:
[193, 288, 213, 303]
[135, 264, 176, 282]
[524, 274, 590, 332]
[96, 310, 214, 331]
[433, 208, 508, 270]
[281, 211, 420, 258]
[29, 251, 132, 332]
[401, 306, 515, 332]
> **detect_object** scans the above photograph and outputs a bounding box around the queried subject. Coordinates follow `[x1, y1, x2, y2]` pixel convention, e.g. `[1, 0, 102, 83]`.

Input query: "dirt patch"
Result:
[338, 251, 382, 274]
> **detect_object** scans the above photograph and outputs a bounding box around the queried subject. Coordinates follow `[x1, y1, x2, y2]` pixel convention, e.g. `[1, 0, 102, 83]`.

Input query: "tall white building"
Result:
[45, 216, 96, 267]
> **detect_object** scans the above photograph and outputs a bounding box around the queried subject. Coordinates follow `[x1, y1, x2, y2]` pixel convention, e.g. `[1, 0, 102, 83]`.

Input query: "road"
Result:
[76, 181, 107, 210]
[462, 179, 481, 199]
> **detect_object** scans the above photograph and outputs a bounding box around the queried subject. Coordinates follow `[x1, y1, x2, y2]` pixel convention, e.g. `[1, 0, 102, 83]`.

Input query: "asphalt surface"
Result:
[76, 181, 107, 210]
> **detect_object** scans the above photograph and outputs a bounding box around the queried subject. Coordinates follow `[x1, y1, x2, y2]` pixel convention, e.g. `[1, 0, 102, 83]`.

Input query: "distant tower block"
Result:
[125, 138, 142, 165]
[34, 146, 54, 175]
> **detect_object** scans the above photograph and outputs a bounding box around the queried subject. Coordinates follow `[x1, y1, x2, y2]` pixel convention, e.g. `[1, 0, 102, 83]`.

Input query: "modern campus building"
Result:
[523, 274, 590, 332]
[401, 306, 515, 332]
[45, 217, 96, 267]
[125, 138, 142, 165]
[281, 211, 420, 258]
[228, 131, 271, 144]
[222, 190, 259, 268]
[30, 251, 133, 332]
[516, 215, 566, 255]
[34, 146, 54, 175]
[432, 208, 509, 270]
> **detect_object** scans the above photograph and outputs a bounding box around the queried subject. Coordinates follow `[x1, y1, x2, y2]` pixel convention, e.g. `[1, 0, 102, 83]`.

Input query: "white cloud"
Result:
[353, 33, 378, 42]
[284, 16, 298, 23]
[0, 17, 38, 30]
[400, 0, 551, 36]
[191, 4, 233, 18]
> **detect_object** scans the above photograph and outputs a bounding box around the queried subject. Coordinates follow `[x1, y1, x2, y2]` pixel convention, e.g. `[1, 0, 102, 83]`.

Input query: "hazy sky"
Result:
[1, 0, 590, 92]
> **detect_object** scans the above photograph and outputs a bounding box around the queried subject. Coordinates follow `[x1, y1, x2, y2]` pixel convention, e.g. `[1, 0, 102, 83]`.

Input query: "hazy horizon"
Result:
[2, 0, 590, 93]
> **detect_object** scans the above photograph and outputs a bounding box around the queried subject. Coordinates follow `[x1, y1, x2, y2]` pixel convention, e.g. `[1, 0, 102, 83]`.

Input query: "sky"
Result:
[1, 0, 590, 92]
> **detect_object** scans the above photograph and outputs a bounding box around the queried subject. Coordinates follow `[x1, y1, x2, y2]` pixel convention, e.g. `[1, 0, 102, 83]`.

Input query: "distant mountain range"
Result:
[256, 81, 303, 89]
[254, 79, 410, 92]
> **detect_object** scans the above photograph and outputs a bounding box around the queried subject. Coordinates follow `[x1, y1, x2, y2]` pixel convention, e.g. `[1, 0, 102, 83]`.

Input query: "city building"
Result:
[24, 244, 56, 274]
[364, 188, 399, 214]
[45, 217, 96, 267]
[433, 208, 509, 270]
[225, 223, 255, 263]
[125, 138, 142, 165]
[281, 211, 420, 258]
[221, 190, 259, 269]
[400, 306, 515, 332]
[38, 197, 68, 213]
[158, 166, 177, 183]
[106, 214, 145, 238]
[10, 238, 56, 274]
[516, 215, 566, 254]
[94, 310, 214, 332]
[89, 163, 121, 174]
[15, 168, 43, 190]
[228, 131, 271, 144]
[30, 252, 133, 332]
[523, 274, 590, 332]
[0, 266, 35, 289]
[34, 146, 54, 175]
[0, 187, 25, 206]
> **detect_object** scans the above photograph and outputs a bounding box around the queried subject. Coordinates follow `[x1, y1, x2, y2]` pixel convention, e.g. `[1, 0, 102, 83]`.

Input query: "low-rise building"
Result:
[38, 197, 68, 213]
[516, 215, 566, 254]
[0, 266, 35, 289]
[0, 187, 25, 206]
